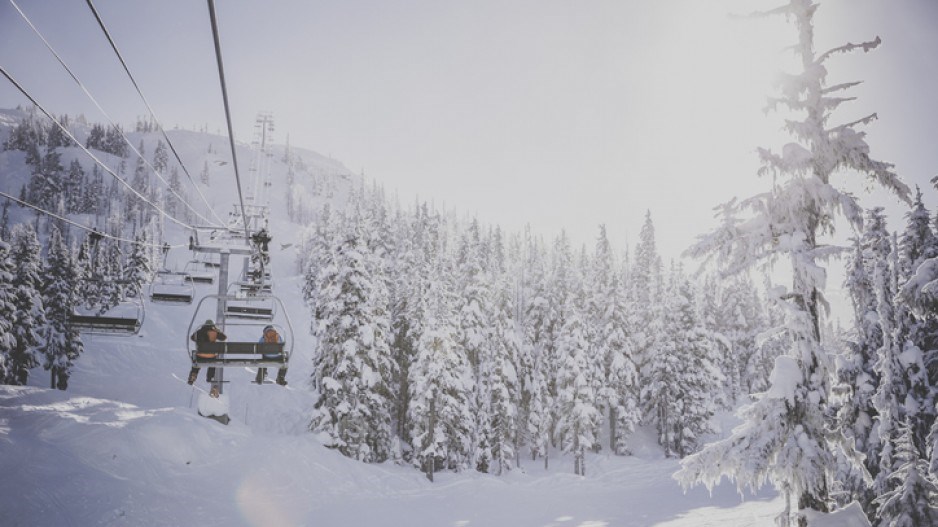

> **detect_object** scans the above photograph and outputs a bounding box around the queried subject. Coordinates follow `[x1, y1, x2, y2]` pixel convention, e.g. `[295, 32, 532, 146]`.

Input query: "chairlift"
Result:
[183, 260, 215, 285]
[224, 283, 275, 321]
[236, 280, 272, 296]
[186, 294, 293, 370]
[69, 292, 145, 336]
[199, 253, 221, 269]
[149, 271, 195, 304]
[237, 267, 272, 296]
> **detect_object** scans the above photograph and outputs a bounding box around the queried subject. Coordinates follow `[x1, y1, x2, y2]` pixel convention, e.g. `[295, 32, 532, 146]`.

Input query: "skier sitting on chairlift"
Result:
[188, 319, 227, 396]
[255, 324, 287, 386]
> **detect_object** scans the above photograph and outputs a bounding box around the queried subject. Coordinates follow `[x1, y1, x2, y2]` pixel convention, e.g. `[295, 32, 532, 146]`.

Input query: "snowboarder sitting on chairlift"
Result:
[187, 320, 227, 396]
[255, 325, 287, 386]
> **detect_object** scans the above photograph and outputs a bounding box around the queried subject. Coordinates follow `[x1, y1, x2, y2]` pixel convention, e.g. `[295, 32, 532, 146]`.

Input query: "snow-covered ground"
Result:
[0, 383, 780, 527]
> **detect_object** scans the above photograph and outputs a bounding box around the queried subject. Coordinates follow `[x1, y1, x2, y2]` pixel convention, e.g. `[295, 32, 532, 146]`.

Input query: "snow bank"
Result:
[803, 502, 871, 527]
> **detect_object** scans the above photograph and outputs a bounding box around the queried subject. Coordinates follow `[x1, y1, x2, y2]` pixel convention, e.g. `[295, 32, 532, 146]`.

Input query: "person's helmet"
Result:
[263, 325, 274, 333]
[204, 319, 215, 327]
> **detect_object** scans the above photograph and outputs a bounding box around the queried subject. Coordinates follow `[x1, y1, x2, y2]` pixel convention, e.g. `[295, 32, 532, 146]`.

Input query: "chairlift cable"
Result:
[206, 0, 251, 244]
[0, 190, 186, 249]
[84, 0, 228, 228]
[0, 64, 197, 231]
[8, 0, 223, 230]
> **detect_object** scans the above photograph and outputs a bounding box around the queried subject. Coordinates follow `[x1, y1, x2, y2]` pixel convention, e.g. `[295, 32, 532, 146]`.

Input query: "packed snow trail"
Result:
[0, 384, 778, 526]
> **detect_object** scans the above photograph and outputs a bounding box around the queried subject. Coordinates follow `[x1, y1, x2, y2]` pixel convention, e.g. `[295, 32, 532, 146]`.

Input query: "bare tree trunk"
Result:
[609, 407, 616, 452]
[426, 396, 436, 482]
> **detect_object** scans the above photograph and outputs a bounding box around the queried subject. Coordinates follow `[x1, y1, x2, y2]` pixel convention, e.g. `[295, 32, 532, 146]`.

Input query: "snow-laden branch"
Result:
[822, 81, 863, 95]
[899, 259, 938, 318]
[817, 36, 882, 65]
[684, 197, 781, 278]
[828, 128, 911, 204]
[757, 144, 813, 178]
[741, 3, 798, 20]
[827, 112, 878, 135]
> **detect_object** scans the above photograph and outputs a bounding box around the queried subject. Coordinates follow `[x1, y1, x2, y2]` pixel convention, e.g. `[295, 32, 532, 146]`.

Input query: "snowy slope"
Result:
[1, 381, 780, 526]
[0, 109, 780, 526]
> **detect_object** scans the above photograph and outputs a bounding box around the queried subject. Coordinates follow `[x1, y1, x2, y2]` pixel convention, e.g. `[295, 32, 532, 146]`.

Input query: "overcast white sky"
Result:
[1, 0, 936, 260]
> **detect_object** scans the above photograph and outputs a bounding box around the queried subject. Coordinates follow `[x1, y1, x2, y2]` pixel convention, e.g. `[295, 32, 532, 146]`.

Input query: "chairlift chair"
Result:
[69, 292, 145, 336]
[224, 283, 276, 321]
[183, 260, 215, 285]
[237, 268, 273, 296]
[186, 294, 293, 370]
[149, 271, 195, 304]
[193, 252, 221, 268]
[236, 280, 272, 296]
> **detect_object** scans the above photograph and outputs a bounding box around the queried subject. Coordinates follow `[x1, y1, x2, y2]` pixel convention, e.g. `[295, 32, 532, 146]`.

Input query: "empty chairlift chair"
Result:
[69, 289, 146, 336]
[183, 259, 215, 285]
[149, 271, 195, 304]
[224, 283, 276, 321]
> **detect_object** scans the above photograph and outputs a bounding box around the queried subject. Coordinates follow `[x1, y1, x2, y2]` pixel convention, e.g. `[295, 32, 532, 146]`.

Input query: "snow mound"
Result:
[803, 502, 871, 527]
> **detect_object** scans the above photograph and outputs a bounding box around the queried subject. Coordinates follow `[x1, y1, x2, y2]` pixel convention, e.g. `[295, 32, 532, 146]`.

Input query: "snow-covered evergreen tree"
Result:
[45, 115, 72, 149]
[152, 139, 169, 175]
[41, 226, 82, 390]
[894, 190, 938, 446]
[200, 160, 210, 186]
[165, 166, 183, 218]
[645, 265, 722, 457]
[552, 285, 599, 475]
[28, 145, 64, 210]
[407, 248, 473, 480]
[103, 124, 127, 157]
[873, 421, 938, 527]
[387, 205, 419, 447]
[519, 233, 554, 466]
[485, 247, 521, 474]
[454, 219, 496, 471]
[6, 224, 45, 385]
[0, 202, 9, 241]
[310, 218, 394, 462]
[542, 232, 599, 474]
[586, 225, 637, 453]
[85, 123, 105, 152]
[65, 160, 85, 214]
[102, 239, 125, 313]
[867, 220, 901, 500]
[838, 233, 883, 509]
[678, 1, 908, 523]
[631, 211, 661, 416]
[124, 233, 152, 299]
[592, 228, 640, 455]
[672, 269, 723, 457]
[0, 234, 17, 384]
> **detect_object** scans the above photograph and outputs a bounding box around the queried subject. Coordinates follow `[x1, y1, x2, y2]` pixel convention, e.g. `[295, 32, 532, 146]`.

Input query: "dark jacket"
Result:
[190, 325, 227, 343]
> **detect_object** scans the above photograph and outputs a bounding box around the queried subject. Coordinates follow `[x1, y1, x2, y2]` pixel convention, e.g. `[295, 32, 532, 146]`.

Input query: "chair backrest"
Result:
[197, 341, 284, 355]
